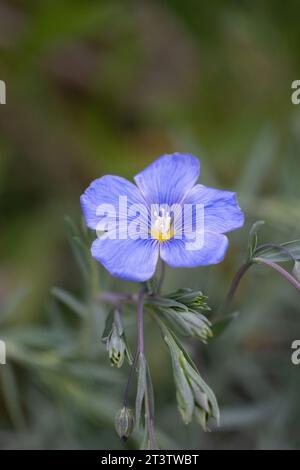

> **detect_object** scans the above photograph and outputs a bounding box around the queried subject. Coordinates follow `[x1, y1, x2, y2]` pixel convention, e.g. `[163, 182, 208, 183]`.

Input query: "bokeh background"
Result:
[0, 0, 300, 450]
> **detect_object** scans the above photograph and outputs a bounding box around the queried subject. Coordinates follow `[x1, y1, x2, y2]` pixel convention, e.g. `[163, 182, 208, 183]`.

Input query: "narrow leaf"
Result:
[135, 354, 147, 429]
[51, 287, 86, 318]
[211, 312, 239, 338]
[257, 239, 300, 262]
[248, 220, 265, 259]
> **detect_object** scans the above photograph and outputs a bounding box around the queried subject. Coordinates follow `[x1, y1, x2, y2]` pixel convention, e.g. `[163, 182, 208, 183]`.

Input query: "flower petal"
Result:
[184, 184, 244, 234]
[160, 232, 229, 267]
[134, 153, 200, 205]
[91, 236, 159, 282]
[80, 175, 147, 230]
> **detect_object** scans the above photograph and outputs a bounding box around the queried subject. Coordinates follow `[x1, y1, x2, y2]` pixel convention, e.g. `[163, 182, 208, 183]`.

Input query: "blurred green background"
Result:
[0, 0, 300, 450]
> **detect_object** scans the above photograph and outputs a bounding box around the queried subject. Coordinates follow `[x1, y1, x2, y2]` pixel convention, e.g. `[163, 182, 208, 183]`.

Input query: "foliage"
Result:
[1, 0, 300, 450]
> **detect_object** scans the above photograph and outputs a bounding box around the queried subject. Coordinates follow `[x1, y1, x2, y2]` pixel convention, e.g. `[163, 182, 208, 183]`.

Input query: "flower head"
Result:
[115, 407, 135, 440]
[80, 153, 244, 281]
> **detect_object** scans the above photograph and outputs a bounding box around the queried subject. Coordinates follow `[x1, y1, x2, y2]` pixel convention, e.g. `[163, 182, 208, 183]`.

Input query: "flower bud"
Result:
[115, 407, 135, 441]
[169, 288, 210, 312]
[178, 311, 212, 343]
[107, 324, 126, 368]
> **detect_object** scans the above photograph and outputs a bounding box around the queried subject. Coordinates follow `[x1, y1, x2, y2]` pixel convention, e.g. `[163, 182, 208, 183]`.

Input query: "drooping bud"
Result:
[102, 308, 132, 368]
[115, 407, 135, 441]
[107, 324, 126, 368]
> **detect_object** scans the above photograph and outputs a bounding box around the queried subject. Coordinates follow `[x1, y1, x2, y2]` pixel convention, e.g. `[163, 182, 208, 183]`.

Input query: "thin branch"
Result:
[97, 291, 137, 304]
[253, 257, 300, 292]
[136, 287, 156, 450]
[145, 387, 155, 450]
[221, 262, 252, 314]
[137, 288, 145, 355]
[158, 260, 166, 294]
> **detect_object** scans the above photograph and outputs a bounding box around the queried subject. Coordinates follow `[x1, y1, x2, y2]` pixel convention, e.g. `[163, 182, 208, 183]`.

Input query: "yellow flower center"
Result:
[150, 208, 174, 242]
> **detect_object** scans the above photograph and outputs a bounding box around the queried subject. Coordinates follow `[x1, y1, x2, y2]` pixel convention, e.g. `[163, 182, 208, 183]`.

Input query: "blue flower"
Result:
[80, 153, 244, 282]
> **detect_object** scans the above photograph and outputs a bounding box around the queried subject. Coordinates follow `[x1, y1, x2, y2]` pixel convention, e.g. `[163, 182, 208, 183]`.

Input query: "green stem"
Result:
[137, 288, 145, 355]
[145, 384, 155, 450]
[158, 260, 166, 293]
[226, 262, 252, 304]
[123, 348, 138, 408]
[253, 257, 300, 291]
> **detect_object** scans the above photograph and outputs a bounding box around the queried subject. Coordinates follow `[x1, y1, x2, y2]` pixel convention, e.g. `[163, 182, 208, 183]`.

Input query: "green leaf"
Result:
[0, 287, 29, 325]
[164, 336, 194, 424]
[256, 239, 300, 262]
[248, 220, 265, 260]
[145, 363, 155, 423]
[51, 287, 86, 318]
[147, 296, 189, 311]
[64, 217, 91, 282]
[211, 312, 239, 338]
[164, 327, 199, 372]
[0, 366, 26, 429]
[184, 360, 220, 425]
[135, 354, 147, 429]
[140, 425, 150, 450]
[123, 332, 133, 365]
[113, 309, 124, 336]
[101, 310, 114, 341]
[238, 127, 278, 198]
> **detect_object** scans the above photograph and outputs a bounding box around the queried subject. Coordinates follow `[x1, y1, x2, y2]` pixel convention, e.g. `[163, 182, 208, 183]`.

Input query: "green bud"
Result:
[115, 407, 135, 441]
[107, 324, 126, 368]
[103, 309, 132, 368]
[160, 308, 212, 343]
[168, 288, 210, 312]
[178, 311, 212, 343]
[194, 406, 210, 432]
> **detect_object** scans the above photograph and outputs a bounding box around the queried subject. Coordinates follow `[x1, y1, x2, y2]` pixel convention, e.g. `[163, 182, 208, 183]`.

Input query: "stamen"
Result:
[151, 208, 173, 242]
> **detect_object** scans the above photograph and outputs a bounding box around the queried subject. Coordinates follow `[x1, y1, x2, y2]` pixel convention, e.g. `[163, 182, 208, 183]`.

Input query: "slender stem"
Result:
[158, 260, 166, 294]
[136, 287, 156, 450]
[253, 257, 300, 291]
[100, 290, 156, 447]
[122, 288, 146, 408]
[222, 262, 252, 312]
[137, 288, 145, 355]
[98, 291, 136, 304]
[123, 348, 138, 408]
[145, 388, 155, 449]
